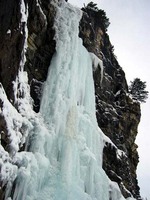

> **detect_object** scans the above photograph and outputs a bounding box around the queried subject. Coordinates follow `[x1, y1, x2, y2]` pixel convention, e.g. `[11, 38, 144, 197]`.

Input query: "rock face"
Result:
[0, 0, 141, 199]
[0, 0, 56, 110]
[25, 0, 56, 113]
[0, 0, 24, 102]
[0, 0, 56, 198]
[79, 8, 141, 199]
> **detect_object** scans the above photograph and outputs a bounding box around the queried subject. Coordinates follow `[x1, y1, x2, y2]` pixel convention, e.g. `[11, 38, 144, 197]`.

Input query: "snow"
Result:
[0, 0, 32, 188]
[6, 29, 11, 34]
[115, 90, 121, 96]
[90, 52, 104, 84]
[0, 84, 26, 153]
[36, 0, 47, 27]
[13, 0, 31, 117]
[20, 0, 28, 24]
[1, 1, 136, 200]
[0, 145, 17, 186]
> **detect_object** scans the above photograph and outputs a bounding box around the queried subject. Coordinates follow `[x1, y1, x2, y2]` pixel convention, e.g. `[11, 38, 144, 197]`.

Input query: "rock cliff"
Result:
[79, 6, 141, 199]
[0, 0, 141, 199]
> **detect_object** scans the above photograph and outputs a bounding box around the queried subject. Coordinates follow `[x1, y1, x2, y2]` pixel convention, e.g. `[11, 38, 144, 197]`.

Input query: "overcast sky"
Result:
[69, 0, 150, 199]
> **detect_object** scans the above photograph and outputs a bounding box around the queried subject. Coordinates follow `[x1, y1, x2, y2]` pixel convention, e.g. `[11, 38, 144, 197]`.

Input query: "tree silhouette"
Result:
[129, 78, 149, 103]
[85, 1, 98, 11]
[82, 1, 110, 32]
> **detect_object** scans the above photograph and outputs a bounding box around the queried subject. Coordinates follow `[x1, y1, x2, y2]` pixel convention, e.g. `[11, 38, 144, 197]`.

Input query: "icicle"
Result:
[90, 52, 104, 85]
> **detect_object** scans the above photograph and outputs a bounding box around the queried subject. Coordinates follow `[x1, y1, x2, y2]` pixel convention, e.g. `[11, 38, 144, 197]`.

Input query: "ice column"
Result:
[8, 1, 134, 200]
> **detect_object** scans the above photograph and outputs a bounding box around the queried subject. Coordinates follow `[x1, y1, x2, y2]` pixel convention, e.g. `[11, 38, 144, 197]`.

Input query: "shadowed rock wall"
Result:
[0, 1, 141, 199]
[79, 8, 141, 199]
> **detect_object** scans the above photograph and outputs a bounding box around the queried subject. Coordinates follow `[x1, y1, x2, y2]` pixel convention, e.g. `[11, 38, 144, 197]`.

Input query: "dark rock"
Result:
[30, 79, 43, 112]
[0, 0, 24, 102]
[79, 7, 141, 199]
[25, 0, 56, 112]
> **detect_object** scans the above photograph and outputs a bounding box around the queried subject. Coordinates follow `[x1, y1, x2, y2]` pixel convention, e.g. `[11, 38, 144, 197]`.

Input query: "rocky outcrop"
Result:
[0, 0, 24, 102]
[0, 3, 25, 197]
[0, 0, 56, 140]
[0, 0, 56, 197]
[0, 0, 56, 109]
[0, 0, 141, 199]
[25, 0, 56, 112]
[79, 8, 141, 199]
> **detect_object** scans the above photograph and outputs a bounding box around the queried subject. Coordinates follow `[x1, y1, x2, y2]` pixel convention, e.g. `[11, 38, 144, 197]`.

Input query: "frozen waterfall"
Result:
[5, 1, 136, 200]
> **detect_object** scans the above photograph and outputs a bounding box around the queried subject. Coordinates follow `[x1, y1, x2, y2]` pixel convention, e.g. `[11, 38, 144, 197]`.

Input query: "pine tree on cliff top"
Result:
[82, 1, 110, 32]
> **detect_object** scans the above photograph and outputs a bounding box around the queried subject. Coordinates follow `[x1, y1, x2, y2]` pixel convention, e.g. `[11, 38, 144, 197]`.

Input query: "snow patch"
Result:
[20, 0, 28, 23]
[0, 145, 17, 186]
[90, 52, 104, 84]
[0, 84, 31, 154]
[36, 0, 47, 27]
[6, 29, 11, 34]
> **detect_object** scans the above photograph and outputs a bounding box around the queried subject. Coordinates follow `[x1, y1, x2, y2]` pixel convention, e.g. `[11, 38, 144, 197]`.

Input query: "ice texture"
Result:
[3, 1, 136, 200]
[90, 52, 104, 84]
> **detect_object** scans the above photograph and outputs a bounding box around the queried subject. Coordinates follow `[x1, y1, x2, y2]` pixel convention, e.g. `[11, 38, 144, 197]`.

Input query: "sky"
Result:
[69, 0, 150, 199]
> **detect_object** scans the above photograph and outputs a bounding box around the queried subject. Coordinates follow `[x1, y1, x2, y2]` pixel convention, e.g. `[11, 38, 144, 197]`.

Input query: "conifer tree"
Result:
[82, 1, 110, 31]
[129, 78, 149, 103]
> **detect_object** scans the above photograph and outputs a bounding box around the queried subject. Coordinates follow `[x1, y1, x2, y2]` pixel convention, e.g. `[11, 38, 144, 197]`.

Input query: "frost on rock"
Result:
[0, 80, 33, 188]
[35, 0, 47, 27]
[2, 1, 136, 200]
[0, 0, 33, 189]
[6, 29, 11, 34]
[102, 131, 126, 160]
[0, 84, 29, 154]
[13, 0, 31, 116]
[0, 145, 17, 186]
[90, 52, 104, 85]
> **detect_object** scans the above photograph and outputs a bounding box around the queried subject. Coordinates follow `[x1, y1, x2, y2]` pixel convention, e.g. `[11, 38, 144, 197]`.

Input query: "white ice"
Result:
[90, 52, 104, 84]
[3, 1, 136, 200]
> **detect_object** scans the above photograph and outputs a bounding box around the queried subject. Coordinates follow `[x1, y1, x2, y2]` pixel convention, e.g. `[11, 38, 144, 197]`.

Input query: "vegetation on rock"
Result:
[129, 78, 149, 103]
[82, 1, 110, 32]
